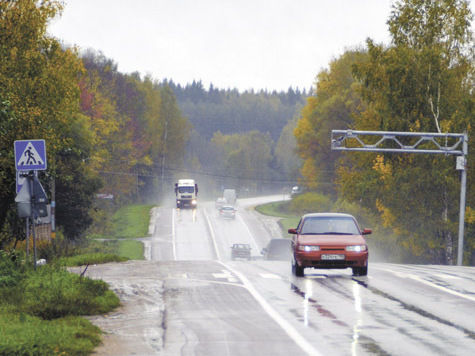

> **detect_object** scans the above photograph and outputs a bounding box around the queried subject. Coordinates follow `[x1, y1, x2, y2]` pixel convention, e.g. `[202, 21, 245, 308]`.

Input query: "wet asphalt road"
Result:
[147, 196, 475, 355]
[82, 196, 475, 355]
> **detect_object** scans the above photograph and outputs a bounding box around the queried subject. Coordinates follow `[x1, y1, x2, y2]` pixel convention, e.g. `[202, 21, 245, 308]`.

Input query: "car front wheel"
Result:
[352, 266, 368, 276]
[292, 259, 304, 277]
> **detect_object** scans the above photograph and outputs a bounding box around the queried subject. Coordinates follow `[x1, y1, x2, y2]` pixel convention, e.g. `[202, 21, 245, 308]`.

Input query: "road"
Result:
[82, 196, 475, 355]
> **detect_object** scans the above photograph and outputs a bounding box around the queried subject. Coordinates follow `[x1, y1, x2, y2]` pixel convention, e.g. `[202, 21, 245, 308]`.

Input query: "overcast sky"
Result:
[47, 0, 473, 92]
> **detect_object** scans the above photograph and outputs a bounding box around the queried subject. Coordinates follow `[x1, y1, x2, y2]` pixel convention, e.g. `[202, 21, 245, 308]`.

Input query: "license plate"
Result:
[321, 254, 345, 260]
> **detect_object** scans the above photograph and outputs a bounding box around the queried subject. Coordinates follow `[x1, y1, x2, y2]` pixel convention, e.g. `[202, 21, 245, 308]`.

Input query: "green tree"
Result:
[339, 0, 474, 263]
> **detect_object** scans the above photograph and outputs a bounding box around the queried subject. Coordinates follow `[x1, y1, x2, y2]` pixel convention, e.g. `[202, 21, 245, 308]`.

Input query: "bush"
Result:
[289, 192, 332, 214]
[0, 250, 24, 289]
[19, 265, 120, 319]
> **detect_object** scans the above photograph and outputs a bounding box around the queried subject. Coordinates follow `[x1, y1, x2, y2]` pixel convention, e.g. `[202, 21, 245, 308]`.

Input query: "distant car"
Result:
[219, 205, 236, 219]
[215, 197, 226, 209]
[290, 186, 302, 197]
[289, 213, 371, 277]
[261, 238, 291, 260]
[231, 243, 251, 260]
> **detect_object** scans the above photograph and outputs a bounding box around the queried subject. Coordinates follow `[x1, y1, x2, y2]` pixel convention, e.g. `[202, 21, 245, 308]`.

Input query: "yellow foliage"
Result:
[375, 198, 396, 228]
[465, 206, 475, 224]
[372, 155, 392, 181]
[300, 158, 319, 190]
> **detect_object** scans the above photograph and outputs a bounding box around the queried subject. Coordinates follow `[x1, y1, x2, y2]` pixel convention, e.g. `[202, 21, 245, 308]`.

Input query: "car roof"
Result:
[302, 212, 355, 219]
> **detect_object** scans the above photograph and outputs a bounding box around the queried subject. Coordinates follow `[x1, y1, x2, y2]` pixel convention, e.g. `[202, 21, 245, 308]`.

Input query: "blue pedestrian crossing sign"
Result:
[14, 139, 47, 171]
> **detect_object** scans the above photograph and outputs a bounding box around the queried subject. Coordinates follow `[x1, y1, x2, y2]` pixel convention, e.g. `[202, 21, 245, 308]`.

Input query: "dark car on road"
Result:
[231, 243, 251, 260]
[289, 213, 371, 277]
[261, 238, 291, 260]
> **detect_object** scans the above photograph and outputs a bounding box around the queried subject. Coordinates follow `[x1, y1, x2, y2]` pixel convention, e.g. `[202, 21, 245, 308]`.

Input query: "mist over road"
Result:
[81, 196, 475, 355]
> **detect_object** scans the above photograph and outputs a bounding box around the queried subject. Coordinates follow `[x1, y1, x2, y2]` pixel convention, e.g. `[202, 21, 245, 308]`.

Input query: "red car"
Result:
[289, 213, 371, 277]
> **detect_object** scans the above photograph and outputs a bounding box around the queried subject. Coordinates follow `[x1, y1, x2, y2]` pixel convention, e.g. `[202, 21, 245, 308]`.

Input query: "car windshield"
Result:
[178, 186, 194, 193]
[300, 216, 360, 235]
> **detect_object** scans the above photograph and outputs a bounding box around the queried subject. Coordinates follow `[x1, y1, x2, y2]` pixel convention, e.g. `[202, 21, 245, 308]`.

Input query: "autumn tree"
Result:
[0, 0, 102, 242]
[294, 50, 367, 194]
[339, 0, 474, 263]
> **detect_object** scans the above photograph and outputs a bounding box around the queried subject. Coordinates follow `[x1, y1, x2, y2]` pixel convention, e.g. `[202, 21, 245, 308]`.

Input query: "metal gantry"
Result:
[331, 130, 468, 266]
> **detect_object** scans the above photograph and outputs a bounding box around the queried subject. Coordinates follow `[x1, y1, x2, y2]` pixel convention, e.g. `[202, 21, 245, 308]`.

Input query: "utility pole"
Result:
[160, 120, 168, 199]
[331, 130, 468, 266]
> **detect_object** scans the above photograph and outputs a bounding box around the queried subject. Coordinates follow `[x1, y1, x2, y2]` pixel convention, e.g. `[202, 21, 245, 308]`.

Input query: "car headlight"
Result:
[346, 245, 367, 252]
[298, 245, 320, 252]
[191, 199, 197, 205]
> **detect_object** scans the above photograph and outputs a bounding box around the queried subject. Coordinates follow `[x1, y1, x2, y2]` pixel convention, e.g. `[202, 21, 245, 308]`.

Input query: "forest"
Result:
[0, 0, 305, 249]
[168, 80, 306, 196]
[0, 1, 191, 246]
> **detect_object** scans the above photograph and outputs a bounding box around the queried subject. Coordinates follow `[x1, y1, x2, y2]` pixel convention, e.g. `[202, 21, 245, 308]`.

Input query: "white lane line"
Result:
[172, 208, 177, 261]
[260, 273, 282, 279]
[380, 268, 475, 302]
[207, 209, 321, 355]
[213, 270, 238, 283]
[219, 261, 322, 356]
[236, 213, 260, 254]
[204, 208, 222, 260]
[433, 273, 462, 280]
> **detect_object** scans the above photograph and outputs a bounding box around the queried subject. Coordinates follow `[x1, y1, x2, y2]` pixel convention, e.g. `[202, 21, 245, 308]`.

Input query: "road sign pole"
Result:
[29, 173, 37, 270]
[26, 217, 30, 261]
[457, 133, 468, 265]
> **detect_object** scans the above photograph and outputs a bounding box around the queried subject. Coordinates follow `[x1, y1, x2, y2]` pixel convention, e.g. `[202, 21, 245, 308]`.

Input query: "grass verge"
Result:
[255, 201, 300, 236]
[0, 252, 119, 355]
[111, 204, 154, 239]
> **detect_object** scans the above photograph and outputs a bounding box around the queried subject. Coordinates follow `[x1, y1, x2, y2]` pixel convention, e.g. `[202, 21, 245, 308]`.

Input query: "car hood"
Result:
[298, 234, 366, 245]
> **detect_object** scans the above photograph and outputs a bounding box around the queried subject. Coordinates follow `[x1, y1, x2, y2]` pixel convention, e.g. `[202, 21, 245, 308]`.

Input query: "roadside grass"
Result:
[0, 203, 155, 354]
[0, 252, 119, 355]
[72, 204, 154, 263]
[255, 201, 299, 237]
[110, 204, 154, 239]
[0, 311, 101, 356]
[59, 253, 128, 267]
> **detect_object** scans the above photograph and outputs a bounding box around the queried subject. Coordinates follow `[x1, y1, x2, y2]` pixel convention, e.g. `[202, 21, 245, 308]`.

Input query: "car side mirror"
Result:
[288, 228, 297, 234]
[362, 228, 372, 235]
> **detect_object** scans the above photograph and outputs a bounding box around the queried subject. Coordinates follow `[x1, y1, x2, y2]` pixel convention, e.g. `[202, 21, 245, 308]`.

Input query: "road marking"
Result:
[305, 275, 327, 279]
[260, 273, 282, 279]
[204, 209, 221, 260]
[433, 273, 462, 280]
[219, 261, 322, 356]
[172, 208, 177, 261]
[213, 270, 238, 283]
[207, 208, 321, 355]
[236, 213, 260, 254]
[380, 268, 475, 302]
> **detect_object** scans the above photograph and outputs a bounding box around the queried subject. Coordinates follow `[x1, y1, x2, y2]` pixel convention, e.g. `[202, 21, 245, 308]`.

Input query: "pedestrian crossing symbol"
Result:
[14, 139, 47, 171]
